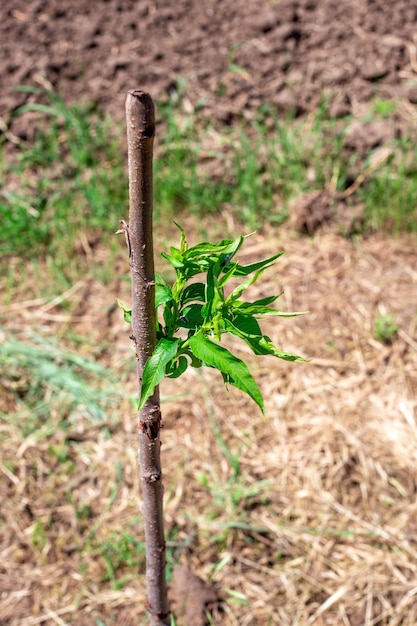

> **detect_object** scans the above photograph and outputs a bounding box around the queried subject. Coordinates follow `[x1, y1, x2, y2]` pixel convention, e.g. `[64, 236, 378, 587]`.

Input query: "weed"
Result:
[372, 98, 398, 118]
[100, 531, 145, 588]
[32, 518, 49, 553]
[374, 312, 398, 344]
[225, 588, 250, 606]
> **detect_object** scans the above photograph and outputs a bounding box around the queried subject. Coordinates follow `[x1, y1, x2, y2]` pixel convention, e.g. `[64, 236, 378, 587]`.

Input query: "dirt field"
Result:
[1, 1, 417, 625]
[2, 0, 417, 126]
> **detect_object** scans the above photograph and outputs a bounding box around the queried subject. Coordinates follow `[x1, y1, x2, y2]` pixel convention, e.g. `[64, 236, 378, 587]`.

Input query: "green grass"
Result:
[153, 100, 317, 226]
[1, 87, 127, 263]
[362, 137, 417, 232]
[1, 87, 416, 280]
[153, 96, 417, 233]
[99, 530, 146, 588]
[0, 327, 146, 596]
[0, 329, 121, 434]
[373, 312, 398, 344]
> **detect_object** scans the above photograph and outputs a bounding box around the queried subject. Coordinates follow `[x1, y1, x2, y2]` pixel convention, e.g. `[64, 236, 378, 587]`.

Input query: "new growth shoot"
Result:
[119, 224, 307, 415]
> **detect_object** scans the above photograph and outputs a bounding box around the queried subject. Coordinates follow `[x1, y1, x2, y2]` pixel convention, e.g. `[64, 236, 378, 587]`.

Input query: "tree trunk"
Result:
[126, 90, 169, 626]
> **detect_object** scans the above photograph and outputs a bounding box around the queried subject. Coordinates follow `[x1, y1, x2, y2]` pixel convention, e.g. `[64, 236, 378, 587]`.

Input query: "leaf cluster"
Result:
[120, 225, 307, 414]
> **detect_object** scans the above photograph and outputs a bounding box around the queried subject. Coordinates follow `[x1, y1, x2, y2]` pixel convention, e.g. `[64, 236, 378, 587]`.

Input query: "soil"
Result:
[2, 227, 417, 626]
[2, 0, 417, 129]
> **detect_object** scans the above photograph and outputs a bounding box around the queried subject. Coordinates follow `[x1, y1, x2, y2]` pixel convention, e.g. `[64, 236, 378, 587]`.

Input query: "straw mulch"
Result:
[1, 227, 416, 625]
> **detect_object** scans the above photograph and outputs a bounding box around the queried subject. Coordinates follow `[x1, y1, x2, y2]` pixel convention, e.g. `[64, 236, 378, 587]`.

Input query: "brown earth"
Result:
[1, 227, 417, 626]
[2, 0, 417, 128]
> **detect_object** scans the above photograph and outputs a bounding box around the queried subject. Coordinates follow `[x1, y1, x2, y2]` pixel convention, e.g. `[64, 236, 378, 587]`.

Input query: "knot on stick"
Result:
[143, 468, 162, 483]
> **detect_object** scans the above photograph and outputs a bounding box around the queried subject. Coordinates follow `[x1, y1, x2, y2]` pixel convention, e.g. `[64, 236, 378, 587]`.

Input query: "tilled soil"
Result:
[2, 0, 417, 129]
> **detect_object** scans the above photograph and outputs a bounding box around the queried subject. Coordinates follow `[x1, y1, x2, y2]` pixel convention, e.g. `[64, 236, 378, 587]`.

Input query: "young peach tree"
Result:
[120, 90, 306, 626]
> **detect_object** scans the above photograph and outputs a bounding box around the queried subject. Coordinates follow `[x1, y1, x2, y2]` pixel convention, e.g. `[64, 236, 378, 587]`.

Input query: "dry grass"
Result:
[1, 226, 417, 625]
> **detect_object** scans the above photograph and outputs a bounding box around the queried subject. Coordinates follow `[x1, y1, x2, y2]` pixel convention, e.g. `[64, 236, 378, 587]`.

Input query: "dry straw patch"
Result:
[1, 229, 416, 625]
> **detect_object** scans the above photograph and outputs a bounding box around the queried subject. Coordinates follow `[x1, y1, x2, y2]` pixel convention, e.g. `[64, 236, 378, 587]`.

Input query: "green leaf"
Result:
[173, 221, 188, 253]
[231, 301, 278, 316]
[183, 241, 231, 258]
[224, 313, 262, 337]
[233, 302, 307, 317]
[251, 295, 281, 306]
[224, 319, 306, 362]
[217, 235, 245, 266]
[232, 294, 282, 313]
[183, 236, 243, 260]
[185, 347, 203, 368]
[116, 298, 132, 323]
[233, 252, 285, 276]
[162, 300, 176, 335]
[161, 250, 184, 269]
[178, 303, 204, 329]
[202, 273, 224, 328]
[139, 338, 181, 410]
[155, 274, 173, 309]
[181, 282, 205, 304]
[258, 336, 308, 361]
[166, 354, 188, 378]
[266, 310, 308, 318]
[226, 267, 270, 303]
[188, 331, 264, 413]
[201, 265, 216, 321]
[217, 262, 238, 288]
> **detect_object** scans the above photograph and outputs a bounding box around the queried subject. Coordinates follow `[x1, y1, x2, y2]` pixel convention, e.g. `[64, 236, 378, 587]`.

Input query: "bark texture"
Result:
[126, 90, 169, 626]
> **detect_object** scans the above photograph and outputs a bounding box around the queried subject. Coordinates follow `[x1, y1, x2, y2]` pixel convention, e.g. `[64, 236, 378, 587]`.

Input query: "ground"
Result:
[2, 0, 417, 126]
[1, 1, 417, 625]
